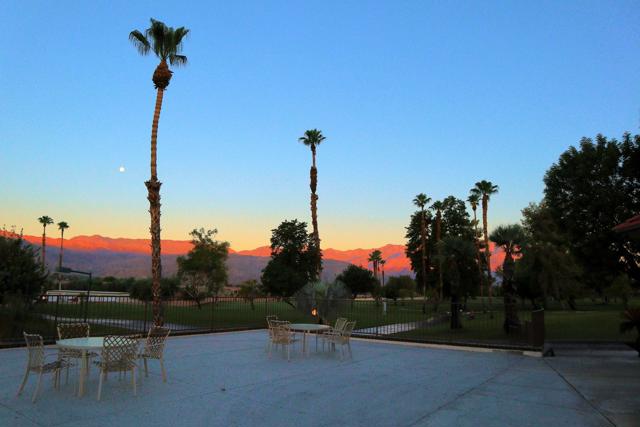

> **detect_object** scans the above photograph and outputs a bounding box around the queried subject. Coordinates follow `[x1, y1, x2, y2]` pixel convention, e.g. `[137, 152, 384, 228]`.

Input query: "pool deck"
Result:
[0, 331, 637, 426]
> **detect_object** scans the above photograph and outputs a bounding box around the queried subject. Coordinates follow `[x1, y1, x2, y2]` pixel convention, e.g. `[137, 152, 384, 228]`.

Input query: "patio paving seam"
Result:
[404, 362, 528, 427]
[0, 400, 46, 427]
[543, 359, 617, 427]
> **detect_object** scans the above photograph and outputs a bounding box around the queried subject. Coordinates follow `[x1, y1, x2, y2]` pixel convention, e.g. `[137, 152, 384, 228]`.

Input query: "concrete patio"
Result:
[0, 331, 636, 427]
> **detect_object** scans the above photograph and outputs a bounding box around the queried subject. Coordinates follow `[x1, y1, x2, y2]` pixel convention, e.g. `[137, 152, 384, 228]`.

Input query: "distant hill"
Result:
[7, 233, 504, 283]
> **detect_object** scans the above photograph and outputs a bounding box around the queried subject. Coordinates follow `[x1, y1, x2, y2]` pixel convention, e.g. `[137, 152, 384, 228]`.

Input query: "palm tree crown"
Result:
[298, 129, 326, 150]
[38, 216, 54, 228]
[489, 224, 525, 257]
[57, 221, 69, 232]
[413, 193, 431, 210]
[470, 180, 499, 200]
[129, 19, 189, 89]
[467, 193, 480, 213]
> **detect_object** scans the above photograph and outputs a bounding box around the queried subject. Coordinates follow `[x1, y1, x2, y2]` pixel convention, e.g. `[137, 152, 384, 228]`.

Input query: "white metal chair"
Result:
[17, 333, 71, 402]
[57, 322, 95, 381]
[268, 322, 298, 362]
[323, 320, 356, 360]
[137, 327, 171, 382]
[265, 315, 278, 352]
[96, 335, 139, 400]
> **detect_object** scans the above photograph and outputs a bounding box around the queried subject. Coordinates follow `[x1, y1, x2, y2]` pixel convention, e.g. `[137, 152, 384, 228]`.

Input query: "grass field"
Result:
[2, 296, 636, 347]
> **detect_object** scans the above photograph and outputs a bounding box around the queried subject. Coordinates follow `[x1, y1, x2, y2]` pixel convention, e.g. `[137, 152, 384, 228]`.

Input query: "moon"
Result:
[119, 166, 125, 173]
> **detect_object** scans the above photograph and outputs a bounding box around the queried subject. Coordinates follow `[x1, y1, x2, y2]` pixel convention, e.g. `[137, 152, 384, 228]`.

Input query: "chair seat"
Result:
[96, 360, 137, 372]
[40, 360, 71, 373]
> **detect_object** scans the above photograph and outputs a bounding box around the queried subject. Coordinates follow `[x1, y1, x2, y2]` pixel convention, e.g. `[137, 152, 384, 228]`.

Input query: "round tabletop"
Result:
[289, 324, 331, 332]
[56, 337, 104, 350]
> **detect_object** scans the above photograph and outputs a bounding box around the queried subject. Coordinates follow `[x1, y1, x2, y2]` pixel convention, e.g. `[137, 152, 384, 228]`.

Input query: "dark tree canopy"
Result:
[261, 220, 319, 298]
[405, 210, 433, 291]
[177, 228, 229, 306]
[336, 264, 377, 298]
[543, 133, 640, 289]
[384, 275, 417, 301]
[0, 236, 47, 303]
[437, 237, 481, 299]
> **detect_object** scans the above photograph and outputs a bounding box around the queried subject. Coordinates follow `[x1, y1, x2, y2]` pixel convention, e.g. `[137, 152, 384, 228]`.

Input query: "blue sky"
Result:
[1, 1, 639, 249]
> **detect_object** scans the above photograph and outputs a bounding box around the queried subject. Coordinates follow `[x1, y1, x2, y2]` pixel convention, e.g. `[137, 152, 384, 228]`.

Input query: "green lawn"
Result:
[2, 296, 635, 347]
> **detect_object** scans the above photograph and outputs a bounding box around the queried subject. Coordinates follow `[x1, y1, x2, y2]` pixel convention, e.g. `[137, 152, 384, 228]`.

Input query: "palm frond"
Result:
[169, 54, 188, 66]
[129, 30, 150, 55]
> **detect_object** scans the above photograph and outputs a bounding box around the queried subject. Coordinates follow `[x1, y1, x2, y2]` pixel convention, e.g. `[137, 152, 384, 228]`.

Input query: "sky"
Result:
[1, 1, 639, 250]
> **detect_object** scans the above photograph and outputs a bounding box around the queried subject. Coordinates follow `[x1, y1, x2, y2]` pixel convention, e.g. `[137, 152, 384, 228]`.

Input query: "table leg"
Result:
[305, 331, 308, 355]
[78, 350, 87, 398]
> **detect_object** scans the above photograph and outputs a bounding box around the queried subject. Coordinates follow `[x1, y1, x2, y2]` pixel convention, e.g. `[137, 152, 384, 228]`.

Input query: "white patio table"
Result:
[56, 337, 104, 397]
[288, 324, 330, 355]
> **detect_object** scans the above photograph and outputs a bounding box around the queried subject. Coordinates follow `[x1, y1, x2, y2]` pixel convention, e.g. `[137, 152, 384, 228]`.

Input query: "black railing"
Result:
[0, 296, 545, 350]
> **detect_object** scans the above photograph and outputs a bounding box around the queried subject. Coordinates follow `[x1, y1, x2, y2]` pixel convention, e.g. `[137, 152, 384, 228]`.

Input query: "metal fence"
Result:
[0, 296, 546, 350]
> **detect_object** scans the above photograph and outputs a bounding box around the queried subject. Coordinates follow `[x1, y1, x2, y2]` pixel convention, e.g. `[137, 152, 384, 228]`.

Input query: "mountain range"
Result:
[8, 233, 504, 284]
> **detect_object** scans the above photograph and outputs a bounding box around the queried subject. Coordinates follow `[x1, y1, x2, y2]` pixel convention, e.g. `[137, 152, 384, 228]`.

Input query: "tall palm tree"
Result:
[130, 19, 189, 326]
[490, 224, 525, 332]
[368, 249, 382, 281]
[380, 259, 386, 287]
[57, 221, 69, 272]
[470, 180, 499, 304]
[413, 193, 431, 313]
[298, 129, 326, 275]
[467, 192, 486, 302]
[431, 200, 444, 300]
[37, 216, 54, 269]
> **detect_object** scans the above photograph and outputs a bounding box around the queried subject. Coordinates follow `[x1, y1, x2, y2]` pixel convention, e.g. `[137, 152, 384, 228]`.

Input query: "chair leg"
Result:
[144, 358, 148, 378]
[97, 371, 105, 401]
[16, 367, 29, 396]
[160, 358, 167, 383]
[131, 368, 137, 396]
[32, 371, 43, 403]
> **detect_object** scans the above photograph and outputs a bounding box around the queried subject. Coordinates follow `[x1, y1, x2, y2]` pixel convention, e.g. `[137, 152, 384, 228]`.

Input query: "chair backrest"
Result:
[57, 322, 90, 340]
[23, 333, 45, 370]
[102, 335, 139, 370]
[143, 327, 170, 359]
[272, 322, 292, 342]
[266, 315, 278, 330]
[342, 321, 356, 338]
[334, 318, 348, 331]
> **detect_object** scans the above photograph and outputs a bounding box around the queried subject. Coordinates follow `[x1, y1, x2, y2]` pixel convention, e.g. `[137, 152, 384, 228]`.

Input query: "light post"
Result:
[58, 266, 93, 322]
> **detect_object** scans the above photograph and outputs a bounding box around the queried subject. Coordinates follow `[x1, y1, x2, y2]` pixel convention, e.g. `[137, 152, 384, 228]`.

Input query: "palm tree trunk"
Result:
[58, 229, 65, 272]
[420, 211, 427, 313]
[147, 87, 165, 326]
[436, 213, 443, 301]
[309, 147, 321, 276]
[41, 227, 46, 269]
[472, 207, 485, 305]
[482, 196, 492, 306]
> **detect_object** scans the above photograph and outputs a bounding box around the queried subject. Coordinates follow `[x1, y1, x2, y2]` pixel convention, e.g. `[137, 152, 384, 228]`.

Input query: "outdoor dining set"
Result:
[16, 324, 171, 402]
[266, 316, 356, 361]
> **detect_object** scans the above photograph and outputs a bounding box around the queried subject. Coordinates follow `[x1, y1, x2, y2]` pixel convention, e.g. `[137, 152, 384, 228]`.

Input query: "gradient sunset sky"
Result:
[1, 1, 639, 250]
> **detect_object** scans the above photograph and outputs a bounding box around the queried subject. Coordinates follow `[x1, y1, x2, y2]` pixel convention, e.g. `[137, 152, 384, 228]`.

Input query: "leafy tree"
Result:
[336, 264, 377, 299]
[238, 279, 262, 310]
[606, 274, 633, 308]
[129, 19, 189, 326]
[298, 129, 326, 275]
[261, 220, 319, 301]
[516, 202, 583, 309]
[177, 228, 229, 309]
[384, 276, 417, 302]
[128, 277, 179, 301]
[0, 236, 47, 303]
[470, 180, 499, 302]
[544, 133, 640, 290]
[437, 237, 481, 328]
[37, 216, 53, 269]
[490, 224, 526, 333]
[57, 221, 69, 272]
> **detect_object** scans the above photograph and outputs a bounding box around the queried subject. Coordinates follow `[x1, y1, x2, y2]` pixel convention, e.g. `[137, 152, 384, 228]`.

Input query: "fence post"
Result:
[143, 300, 148, 333]
[83, 294, 89, 324]
[214, 297, 216, 332]
[530, 309, 545, 348]
[53, 295, 60, 337]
